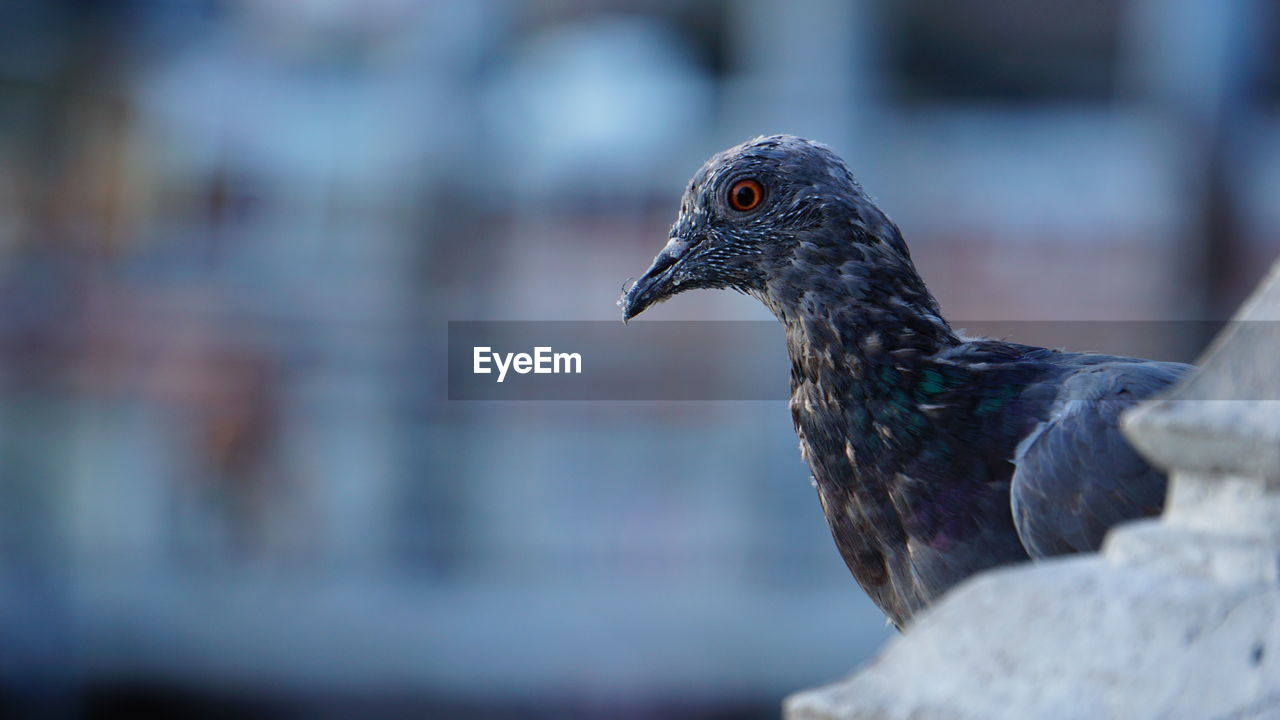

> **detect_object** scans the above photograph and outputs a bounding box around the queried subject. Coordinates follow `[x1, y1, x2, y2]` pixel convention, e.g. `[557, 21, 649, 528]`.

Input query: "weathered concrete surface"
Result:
[785, 259, 1280, 720]
[785, 558, 1280, 720]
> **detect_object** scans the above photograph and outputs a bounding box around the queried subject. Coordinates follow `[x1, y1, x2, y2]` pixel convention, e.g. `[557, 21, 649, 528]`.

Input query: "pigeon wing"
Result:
[1010, 360, 1190, 558]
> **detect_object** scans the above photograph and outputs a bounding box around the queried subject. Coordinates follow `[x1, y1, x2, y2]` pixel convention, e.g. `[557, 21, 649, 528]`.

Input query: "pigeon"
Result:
[620, 135, 1192, 628]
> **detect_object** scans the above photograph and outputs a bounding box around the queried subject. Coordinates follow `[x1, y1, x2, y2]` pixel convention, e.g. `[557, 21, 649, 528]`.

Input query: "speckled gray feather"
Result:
[621, 135, 1192, 628]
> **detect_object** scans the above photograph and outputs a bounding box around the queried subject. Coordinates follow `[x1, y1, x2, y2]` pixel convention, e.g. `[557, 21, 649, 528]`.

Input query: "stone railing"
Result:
[785, 259, 1280, 720]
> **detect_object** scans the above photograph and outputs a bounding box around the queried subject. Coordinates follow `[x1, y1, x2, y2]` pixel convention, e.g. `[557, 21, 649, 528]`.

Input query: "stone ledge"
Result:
[785, 557, 1279, 720]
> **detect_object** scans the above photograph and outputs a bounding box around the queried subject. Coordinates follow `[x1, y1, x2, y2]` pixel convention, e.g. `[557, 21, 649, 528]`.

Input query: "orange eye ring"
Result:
[728, 178, 764, 212]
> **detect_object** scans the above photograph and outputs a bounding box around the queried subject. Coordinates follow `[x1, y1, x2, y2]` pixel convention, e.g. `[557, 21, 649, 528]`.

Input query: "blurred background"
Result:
[1, 0, 1279, 717]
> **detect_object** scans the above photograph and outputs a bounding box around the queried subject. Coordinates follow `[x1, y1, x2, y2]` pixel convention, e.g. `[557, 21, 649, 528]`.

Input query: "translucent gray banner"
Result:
[443, 320, 1248, 401]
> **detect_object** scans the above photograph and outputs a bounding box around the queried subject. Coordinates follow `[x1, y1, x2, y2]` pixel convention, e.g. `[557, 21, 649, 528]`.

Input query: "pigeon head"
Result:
[621, 134, 917, 321]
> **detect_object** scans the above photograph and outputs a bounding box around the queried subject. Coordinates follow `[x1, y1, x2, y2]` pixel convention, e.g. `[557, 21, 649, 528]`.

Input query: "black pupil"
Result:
[734, 184, 756, 208]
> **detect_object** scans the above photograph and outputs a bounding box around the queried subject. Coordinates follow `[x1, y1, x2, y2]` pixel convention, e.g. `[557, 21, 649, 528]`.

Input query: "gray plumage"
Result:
[621, 135, 1192, 628]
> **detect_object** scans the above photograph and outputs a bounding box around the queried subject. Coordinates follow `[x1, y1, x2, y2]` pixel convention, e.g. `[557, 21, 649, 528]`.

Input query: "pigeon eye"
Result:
[728, 179, 764, 212]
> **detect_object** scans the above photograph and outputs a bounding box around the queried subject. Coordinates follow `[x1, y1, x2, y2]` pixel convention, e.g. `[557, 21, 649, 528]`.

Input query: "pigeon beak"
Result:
[621, 238, 688, 321]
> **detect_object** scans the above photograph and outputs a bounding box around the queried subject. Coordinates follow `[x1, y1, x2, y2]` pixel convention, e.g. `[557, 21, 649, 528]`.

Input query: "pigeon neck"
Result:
[759, 241, 966, 625]
[760, 242, 959, 367]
